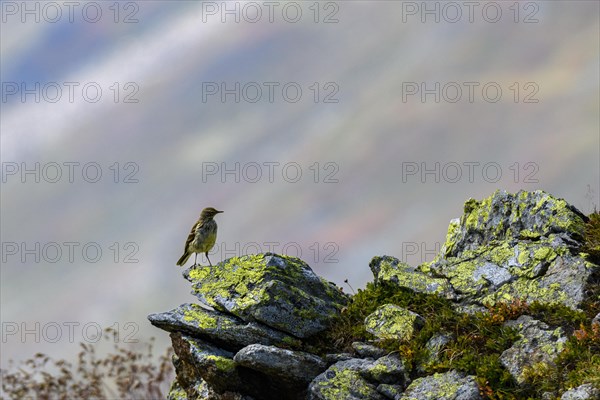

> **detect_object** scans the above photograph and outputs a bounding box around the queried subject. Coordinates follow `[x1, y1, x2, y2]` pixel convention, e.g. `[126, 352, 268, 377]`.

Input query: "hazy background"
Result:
[1, 1, 598, 367]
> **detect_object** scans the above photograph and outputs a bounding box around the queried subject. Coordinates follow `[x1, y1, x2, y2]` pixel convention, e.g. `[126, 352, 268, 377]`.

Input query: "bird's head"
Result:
[201, 207, 223, 219]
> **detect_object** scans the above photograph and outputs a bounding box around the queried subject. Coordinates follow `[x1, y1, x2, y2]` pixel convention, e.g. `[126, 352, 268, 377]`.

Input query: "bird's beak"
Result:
[217, 210, 224, 213]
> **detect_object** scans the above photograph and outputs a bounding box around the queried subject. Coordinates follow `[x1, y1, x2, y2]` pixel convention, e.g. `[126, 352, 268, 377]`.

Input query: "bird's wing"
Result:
[183, 220, 201, 251]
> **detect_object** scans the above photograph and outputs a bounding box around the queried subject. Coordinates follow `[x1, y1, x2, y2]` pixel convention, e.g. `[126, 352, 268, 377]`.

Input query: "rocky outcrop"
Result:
[149, 190, 599, 399]
[371, 190, 594, 311]
[150, 253, 347, 400]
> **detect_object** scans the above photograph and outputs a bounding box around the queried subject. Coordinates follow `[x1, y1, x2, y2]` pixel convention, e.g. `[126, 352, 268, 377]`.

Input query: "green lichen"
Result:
[375, 257, 454, 298]
[182, 305, 219, 330]
[315, 368, 377, 398]
[364, 304, 423, 341]
[166, 379, 187, 400]
[186, 253, 346, 336]
[403, 372, 471, 400]
[520, 229, 541, 240]
[204, 355, 236, 373]
[482, 278, 569, 309]
[488, 242, 515, 265]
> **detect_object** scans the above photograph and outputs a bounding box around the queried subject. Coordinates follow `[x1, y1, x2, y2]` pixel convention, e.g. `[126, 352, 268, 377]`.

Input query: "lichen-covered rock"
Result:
[148, 303, 301, 351]
[561, 383, 600, 400]
[479, 251, 594, 309]
[442, 190, 586, 257]
[399, 370, 482, 400]
[499, 315, 567, 385]
[167, 376, 246, 400]
[365, 304, 424, 341]
[361, 354, 410, 386]
[170, 333, 241, 395]
[233, 344, 326, 388]
[166, 378, 189, 400]
[420, 190, 596, 311]
[370, 256, 456, 300]
[149, 191, 598, 399]
[377, 383, 404, 399]
[308, 359, 385, 400]
[184, 253, 348, 338]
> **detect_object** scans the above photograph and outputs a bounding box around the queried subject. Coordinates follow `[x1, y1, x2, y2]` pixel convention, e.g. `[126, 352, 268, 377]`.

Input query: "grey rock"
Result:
[422, 190, 596, 311]
[369, 255, 457, 300]
[471, 262, 513, 288]
[593, 313, 600, 327]
[484, 252, 596, 310]
[167, 376, 255, 400]
[542, 392, 558, 400]
[184, 253, 348, 338]
[325, 353, 354, 363]
[233, 344, 326, 386]
[170, 333, 241, 395]
[166, 378, 188, 400]
[361, 354, 410, 386]
[148, 303, 301, 352]
[308, 358, 385, 400]
[442, 190, 586, 257]
[499, 315, 567, 385]
[400, 370, 482, 400]
[352, 342, 388, 359]
[377, 383, 404, 399]
[561, 384, 600, 400]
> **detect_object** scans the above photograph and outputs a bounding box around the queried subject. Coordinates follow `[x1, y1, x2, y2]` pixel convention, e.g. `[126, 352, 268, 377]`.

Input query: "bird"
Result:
[176, 207, 223, 267]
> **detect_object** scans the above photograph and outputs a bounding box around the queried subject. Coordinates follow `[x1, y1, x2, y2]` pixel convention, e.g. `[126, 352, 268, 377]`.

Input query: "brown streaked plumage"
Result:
[176, 207, 223, 267]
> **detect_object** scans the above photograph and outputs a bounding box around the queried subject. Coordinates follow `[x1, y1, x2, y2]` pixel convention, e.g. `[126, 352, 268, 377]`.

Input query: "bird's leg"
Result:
[194, 253, 198, 267]
[206, 252, 213, 267]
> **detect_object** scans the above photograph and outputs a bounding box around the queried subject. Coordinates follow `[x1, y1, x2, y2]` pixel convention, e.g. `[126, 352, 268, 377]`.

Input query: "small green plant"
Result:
[1, 328, 174, 400]
[583, 210, 600, 264]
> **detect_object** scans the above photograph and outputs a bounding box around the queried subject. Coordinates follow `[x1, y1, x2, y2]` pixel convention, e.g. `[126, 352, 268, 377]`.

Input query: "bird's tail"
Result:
[176, 252, 190, 266]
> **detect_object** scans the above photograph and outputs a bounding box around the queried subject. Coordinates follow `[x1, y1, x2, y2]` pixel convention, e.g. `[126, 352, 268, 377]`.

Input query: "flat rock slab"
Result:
[234, 344, 326, 386]
[148, 303, 301, 352]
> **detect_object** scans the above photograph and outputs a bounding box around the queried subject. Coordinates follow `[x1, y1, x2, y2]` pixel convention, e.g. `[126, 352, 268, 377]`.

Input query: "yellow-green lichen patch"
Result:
[441, 260, 481, 296]
[313, 368, 379, 399]
[166, 379, 187, 400]
[187, 254, 269, 304]
[442, 218, 461, 257]
[481, 278, 569, 309]
[182, 304, 219, 330]
[373, 256, 455, 299]
[488, 242, 515, 265]
[401, 371, 480, 400]
[520, 229, 541, 240]
[204, 354, 236, 373]
[364, 304, 424, 341]
[187, 253, 347, 338]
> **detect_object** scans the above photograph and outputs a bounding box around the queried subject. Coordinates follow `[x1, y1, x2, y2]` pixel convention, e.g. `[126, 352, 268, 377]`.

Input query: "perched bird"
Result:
[176, 207, 223, 267]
